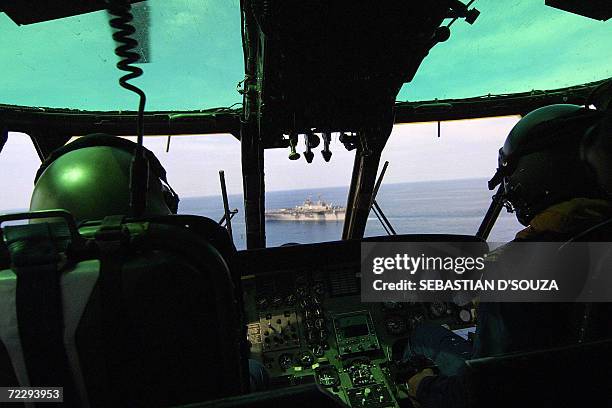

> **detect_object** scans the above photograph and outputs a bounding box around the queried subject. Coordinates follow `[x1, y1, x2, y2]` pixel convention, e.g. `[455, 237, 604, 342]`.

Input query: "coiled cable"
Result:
[106, 0, 146, 142]
[105, 0, 149, 216]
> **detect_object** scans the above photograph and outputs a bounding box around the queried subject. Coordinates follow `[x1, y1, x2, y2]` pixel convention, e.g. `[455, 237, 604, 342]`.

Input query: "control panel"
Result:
[241, 258, 475, 407]
[333, 312, 380, 358]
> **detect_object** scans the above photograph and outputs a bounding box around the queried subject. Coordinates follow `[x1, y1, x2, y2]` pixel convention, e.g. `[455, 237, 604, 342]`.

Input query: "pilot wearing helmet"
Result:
[28, 133, 270, 392]
[404, 104, 612, 408]
[30, 133, 179, 221]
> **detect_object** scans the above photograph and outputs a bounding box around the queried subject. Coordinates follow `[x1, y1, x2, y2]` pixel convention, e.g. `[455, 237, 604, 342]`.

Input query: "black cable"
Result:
[106, 0, 146, 141]
[105, 0, 149, 216]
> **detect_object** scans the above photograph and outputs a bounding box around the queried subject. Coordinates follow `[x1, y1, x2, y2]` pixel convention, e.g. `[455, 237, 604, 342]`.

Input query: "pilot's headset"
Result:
[580, 82, 612, 199]
[31, 133, 180, 222]
[488, 104, 604, 226]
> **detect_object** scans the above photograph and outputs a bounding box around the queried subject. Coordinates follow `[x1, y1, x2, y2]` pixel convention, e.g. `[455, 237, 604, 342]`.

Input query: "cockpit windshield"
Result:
[398, 0, 612, 101]
[0, 0, 244, 111]
[0, 0, 610, 111]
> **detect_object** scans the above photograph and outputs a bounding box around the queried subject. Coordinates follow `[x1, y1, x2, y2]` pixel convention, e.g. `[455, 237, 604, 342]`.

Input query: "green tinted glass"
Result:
[0, 0, 243, 111]
[0, 1, 610, 111]
[399, 1, 611, 101]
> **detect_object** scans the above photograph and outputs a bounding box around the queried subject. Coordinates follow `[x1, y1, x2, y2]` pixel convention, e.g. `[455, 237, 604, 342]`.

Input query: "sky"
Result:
[0, 116, 519, 211]
[0, 1, 610, 111]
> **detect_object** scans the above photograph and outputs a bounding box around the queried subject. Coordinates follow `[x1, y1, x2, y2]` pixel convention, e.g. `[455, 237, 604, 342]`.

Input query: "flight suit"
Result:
[405, 198, 612, 408]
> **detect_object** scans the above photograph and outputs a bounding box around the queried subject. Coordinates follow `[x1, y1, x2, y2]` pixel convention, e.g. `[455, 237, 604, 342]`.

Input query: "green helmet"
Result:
[489, 104, 604, 226]
[30, 134, 178, 222]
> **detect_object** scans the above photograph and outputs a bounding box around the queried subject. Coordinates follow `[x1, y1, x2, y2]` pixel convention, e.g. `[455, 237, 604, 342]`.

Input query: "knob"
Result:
[312, 344, 325, 357]
[321, 132, 332, 162]
[304, 150, 314, 163]
[306, 132, 320, 148]
[433, 26, 451, 43]
[339, 132, 357, 151]
[303, 131, 319, 163]
[278, 353, 294, 370]
[256, 297, 269, 310]
[288, 133, 300, 160]
[298, 351, 315, 367]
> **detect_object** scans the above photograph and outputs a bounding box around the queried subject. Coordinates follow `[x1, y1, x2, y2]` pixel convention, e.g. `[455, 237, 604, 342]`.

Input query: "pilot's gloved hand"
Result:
[407, 368, 436, 399]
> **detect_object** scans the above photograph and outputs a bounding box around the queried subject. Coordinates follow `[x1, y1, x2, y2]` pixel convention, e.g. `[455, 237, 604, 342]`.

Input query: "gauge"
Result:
[305, 330, 316, 343]
[312, 344, 325, 357]
[348, 361, 375, 386]
[256, 297, 269, 310]
[271, 296, 284, 308]
[384, 315, 407, 335]
[296, 286, 308, 297]
[314, 318, 326, 329]
[318, 328, 329, 341]
[317, 367, 340, 387]
[278, 353, 294, 370]
[304, 319, 314, 330]
[458, 308, 472, 323]
[429, 302, 448, 318]
[285, 294, 296, 306]
[297, 351, 315, 367]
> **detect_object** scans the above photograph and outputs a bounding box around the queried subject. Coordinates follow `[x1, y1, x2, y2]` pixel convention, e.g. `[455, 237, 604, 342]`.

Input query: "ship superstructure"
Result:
[266, 197, 345, 221]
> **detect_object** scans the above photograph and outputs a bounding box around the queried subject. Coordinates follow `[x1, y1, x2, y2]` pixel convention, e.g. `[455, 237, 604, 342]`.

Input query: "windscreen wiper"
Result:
[371, 161, 396, 236]
[218, 170, 238, 243]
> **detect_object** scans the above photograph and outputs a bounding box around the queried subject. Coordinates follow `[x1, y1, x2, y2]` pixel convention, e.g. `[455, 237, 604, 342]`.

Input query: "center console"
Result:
[238, 235, 482, 407]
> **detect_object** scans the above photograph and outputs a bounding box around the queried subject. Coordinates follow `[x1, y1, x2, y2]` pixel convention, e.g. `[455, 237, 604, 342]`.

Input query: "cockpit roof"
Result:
[0, 0, 610, 112]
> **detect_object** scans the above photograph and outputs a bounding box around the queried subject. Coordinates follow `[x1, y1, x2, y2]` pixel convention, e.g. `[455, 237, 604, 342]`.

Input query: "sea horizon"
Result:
[0, 177, 521, 249]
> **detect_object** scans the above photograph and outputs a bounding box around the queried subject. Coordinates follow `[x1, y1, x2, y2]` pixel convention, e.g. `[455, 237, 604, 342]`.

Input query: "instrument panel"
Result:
[239, 236, 479, 407]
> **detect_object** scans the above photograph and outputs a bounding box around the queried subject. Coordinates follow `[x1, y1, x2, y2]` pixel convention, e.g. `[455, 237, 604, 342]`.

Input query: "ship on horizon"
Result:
[265, 196, 345, 222]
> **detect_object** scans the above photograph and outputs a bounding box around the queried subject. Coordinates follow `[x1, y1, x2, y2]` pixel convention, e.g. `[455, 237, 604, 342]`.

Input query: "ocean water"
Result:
[179, 178, 523, 250]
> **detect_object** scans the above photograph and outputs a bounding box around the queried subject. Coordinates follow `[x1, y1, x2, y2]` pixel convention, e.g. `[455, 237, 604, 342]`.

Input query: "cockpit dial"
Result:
[384, 316, 408, 336]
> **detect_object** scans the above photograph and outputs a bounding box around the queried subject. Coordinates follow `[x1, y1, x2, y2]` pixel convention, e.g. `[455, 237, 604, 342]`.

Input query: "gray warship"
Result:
[265, 197, 345, 222]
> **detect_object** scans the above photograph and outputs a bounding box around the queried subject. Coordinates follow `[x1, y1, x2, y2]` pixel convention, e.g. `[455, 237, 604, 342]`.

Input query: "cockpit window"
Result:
[0, 0, 243, 111]
[398, 1, 612, 101]
[1, 1, 609, 111]
[121, 135, 248, 247]
[0, 132, 40, 213]
[262, 138, 354, 247]
[364, 117, 523, 242]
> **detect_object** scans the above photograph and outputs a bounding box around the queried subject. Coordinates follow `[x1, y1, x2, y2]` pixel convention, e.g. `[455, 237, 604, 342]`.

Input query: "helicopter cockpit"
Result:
[1, 1, 611, 407]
